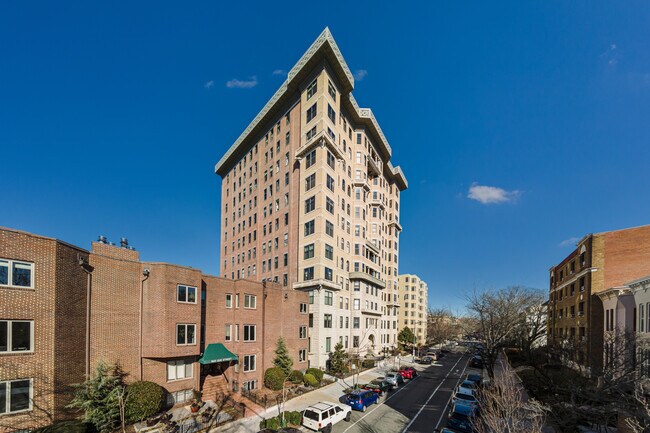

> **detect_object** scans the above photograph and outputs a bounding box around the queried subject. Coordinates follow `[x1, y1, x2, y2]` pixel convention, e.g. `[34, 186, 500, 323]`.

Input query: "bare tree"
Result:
[465, 286, 544, 379]
[473, 360, 547, 433]
[625, 379, 650, 433]
[427, 308, 461, 346]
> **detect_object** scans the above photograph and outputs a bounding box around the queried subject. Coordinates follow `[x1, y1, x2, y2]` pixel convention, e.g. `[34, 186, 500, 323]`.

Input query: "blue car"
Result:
[446, 402, 477, 433]
[345, 389, 379, 412]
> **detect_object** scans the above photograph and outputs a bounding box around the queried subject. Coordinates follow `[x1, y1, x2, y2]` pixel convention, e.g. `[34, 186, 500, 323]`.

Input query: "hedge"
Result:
[125, 381, 166, 423]
[362, 359, 375, 368]
[305, 367, 323, 383]
[259, 416, 280, 430]
[288, 369, 304, 384]
[264, 367, 286, 391]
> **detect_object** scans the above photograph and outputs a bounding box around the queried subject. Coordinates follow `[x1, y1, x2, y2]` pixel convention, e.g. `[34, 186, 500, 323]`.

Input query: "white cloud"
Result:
[225, 76, 258, 89]
[204, 80, 214, 89]
[559, 237, 581, 247]
[354, 69, 368, 81]
[272, 69, 286, 76]
[467, 183, 520, 205]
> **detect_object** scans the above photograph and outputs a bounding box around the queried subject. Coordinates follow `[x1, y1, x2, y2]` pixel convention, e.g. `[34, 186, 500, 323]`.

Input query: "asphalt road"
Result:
[329, 351, 472, 433]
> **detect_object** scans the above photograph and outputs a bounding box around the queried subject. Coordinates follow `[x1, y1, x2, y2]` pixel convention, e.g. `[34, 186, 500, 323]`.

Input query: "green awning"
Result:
[199, 343, 238, 365]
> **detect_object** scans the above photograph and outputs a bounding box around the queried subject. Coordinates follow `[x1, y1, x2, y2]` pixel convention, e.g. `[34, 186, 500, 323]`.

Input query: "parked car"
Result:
[417, 356, 434, 365]
[399, 367, 417, 379]
[452, 391, 478, 408]
[384, 372, 405, 387]
[466, 373, 482, 386]
[345, 389, 379, 412]
[469, 356, 483, 369]
[426, 351, 438, 360]
[364, 379, 392, 395]
[302, 402, 351, 432]
[446, 402, 477, 433]
[459, 379, 478, 390]
[456, 383, 475, 397]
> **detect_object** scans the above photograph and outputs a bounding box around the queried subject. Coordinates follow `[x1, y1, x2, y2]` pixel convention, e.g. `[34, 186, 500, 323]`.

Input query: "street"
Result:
[330, 351, 472, 433]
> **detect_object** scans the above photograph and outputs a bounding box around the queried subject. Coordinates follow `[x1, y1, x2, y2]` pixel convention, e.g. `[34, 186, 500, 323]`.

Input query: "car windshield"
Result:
[456, 393, 475, 401]
[462, 381, 475, 388]
[450, 412, 469, 421]
[303, 410, 319, 421]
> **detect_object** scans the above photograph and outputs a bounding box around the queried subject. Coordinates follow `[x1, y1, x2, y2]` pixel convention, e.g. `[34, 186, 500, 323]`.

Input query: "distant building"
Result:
[398, 275, 428, 346]
[547, 224, 650, 375]
[0, 227, 308, 432]
[215, 28, 408, 367]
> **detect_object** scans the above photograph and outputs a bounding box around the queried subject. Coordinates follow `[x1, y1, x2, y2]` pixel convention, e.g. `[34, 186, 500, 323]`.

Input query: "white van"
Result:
[302, 401, 352, 432]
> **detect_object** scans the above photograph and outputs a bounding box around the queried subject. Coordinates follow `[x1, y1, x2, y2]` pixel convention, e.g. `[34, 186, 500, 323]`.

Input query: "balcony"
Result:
[370, 196, 385, 209]
[388, 220, 403, 231]
[367, 157, 381, 177]
[365, 240, 380, 255]
[292, 278, 342, 292]
[349, 272, 386, 289]
[361, 308, 382, 317]
[295, 129, 344, 161]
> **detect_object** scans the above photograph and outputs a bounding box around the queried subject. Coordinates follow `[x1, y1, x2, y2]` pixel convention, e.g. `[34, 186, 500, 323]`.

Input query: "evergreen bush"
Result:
[264, 367, 286, 391]
[124, 381, 166, 423]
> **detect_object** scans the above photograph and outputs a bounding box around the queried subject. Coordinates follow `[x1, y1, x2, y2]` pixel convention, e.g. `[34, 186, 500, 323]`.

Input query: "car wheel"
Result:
[362, 405, 367, 412]
[345, 412, 351, 422]
[323, 424, 332, 433]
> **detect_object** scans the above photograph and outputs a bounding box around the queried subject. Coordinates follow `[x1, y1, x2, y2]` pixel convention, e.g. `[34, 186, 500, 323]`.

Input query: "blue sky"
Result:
[1, 2, 649, 312]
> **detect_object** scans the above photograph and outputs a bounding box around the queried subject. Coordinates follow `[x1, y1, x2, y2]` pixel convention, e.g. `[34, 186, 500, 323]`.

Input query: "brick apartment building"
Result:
[215, 28, 408, 368]
[548, 224, 650, 375]
[398, 275, 428, 346]
[0, 227, 308, 432]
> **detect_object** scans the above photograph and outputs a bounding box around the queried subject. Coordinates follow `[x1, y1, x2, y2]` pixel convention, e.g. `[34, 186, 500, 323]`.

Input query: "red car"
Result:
[398, 367, 416, 379]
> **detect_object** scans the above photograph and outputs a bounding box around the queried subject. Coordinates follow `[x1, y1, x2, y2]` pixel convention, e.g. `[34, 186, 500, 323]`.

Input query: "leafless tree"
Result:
[427, 308, 461, 346]
[473, 360, 547, 433]
[625, 379, 650, 433]
[465, 286, 545, 379]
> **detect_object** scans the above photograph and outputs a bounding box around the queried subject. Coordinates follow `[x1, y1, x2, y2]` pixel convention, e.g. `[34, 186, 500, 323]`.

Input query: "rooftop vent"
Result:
[98, 235, 108, 244]
[120, 238, 129, 248]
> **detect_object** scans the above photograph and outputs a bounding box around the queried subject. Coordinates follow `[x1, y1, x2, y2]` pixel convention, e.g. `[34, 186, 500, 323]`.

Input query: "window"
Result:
[0, 259, 34, 288]
[305, 196, 316, 213]
[328, 80, 336, 100]
[325, 244, 333, 260]
[243, 380, 258, 391]
[0, 379, 32, 414]
[326, 197, 334, 214]
[306, 126, 317, 141]
[176, 324, 196, 345]
[299, 349, 306, 362]
[224, 324, 232, 341]
[306, 104, 317, 123]
[306, 79, 317, 99]
[305, 149, 316, 168]
[305, 173, 316, 191]
[167, 359, 193, 381]
[324, 314, 332, 328]
[225, 294, 233, 308]
[353, 299, 360, 310]
[327, 104, 336, 123]
[299, 326, 307, 339]
[327, 151, 335, 168]
[304, 267, 314, 281]
[324, 267, 333, 281]
[353, 336, 359, 347]
[243, 325, 256, 342]
[324, 221, 334, 237]
[641, 304, 645, 333]
[324, 291, 333, 305]
[177, 285, 197, 304]
[304, 220, 315, 236]
[244, 294, 257, 309]
[309, 314, 314, 327]
[326, 175, 334, 191]
[300, 303, 307, 313]
[0, 320, 33, 353]
[304, 243, 315, 259]
[353, 317, 360, 328]
[243, 354, 256, 372]
[325, 337, 332, 353]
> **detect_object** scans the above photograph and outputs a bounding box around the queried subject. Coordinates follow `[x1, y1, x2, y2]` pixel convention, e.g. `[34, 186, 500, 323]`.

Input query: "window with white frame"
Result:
[225, 294, 233, 308]
[299, 303, 307, 313]
[0, 260, 34, 289]
[177, 285, 197, 304]
[243, 325, 256, 342]
[244, 294, 257, 309]
[242, 380, 258, 391]
[176, 324, 196, 345]
[243, 355, 256, 372]
[299, 326, 307, 339]
[0, 320, 33, 353]
[167, 359, 193, 381]
[0, 379, 32, 414]
[299, 349, 306, 362]
[225, 324, 232, 341]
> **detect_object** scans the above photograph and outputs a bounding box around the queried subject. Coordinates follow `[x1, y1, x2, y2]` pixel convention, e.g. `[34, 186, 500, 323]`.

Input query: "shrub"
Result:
[343, 384, 365, 394]
[125, 381, 167, 423]
[264, 367, 286, 391]
[287, 410, 302, 425]
[303, 373, 319, 387]
[259, 416, 280, 430]
[33, 421, 96, 433]
[288, 369, 303, 384]
[362, 359, 375, 368]
[306, 367, 323, 383]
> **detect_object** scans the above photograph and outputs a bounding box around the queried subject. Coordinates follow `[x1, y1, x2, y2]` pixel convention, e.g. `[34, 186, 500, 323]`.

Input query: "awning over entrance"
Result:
[199, 343, 238, 365]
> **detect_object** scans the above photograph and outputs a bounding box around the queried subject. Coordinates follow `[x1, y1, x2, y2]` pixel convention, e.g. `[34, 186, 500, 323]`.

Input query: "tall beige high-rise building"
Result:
[215, 28, 407, 368]
[398, 274, 428, 346]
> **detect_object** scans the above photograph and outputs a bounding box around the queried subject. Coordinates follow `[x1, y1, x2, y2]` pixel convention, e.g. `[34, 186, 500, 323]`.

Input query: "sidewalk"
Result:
[210, 360, 413, 433]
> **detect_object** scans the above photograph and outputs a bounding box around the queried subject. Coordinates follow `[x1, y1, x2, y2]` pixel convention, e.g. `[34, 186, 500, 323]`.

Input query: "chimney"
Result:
[120, 237, 129, 248]
[97, 235, 108, 244]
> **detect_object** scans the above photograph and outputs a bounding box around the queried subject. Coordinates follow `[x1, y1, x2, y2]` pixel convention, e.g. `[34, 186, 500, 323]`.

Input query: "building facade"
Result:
[0, 227, 308, 432]
[215, 28, 408, 368]
[398, 274, 428, 346]
[548, 224, 650, 375]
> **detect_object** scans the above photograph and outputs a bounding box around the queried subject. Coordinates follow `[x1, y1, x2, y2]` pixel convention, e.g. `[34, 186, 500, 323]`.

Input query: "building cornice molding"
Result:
[550, 267, 597, 293]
